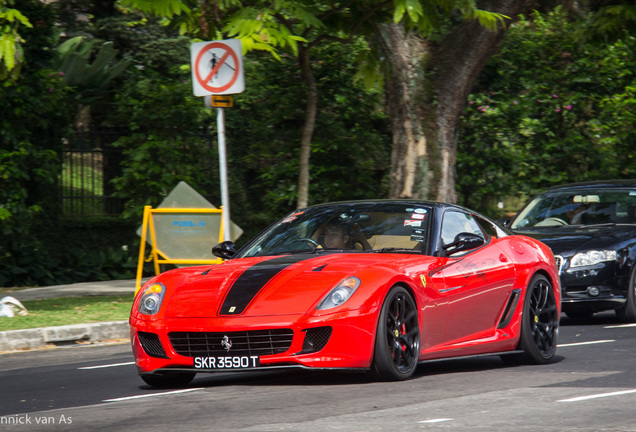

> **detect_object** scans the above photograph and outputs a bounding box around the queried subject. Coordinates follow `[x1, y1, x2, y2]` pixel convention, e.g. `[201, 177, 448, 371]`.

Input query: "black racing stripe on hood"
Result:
[220, 255, 316, 315]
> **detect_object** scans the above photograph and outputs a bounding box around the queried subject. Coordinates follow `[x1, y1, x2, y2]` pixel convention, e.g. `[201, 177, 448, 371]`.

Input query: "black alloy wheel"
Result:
[372, 286, 420, 380]
[506, 274, 559, 364]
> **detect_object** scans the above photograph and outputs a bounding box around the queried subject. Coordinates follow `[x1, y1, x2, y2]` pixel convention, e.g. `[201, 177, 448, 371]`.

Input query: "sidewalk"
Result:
[0, 279, 144, 353]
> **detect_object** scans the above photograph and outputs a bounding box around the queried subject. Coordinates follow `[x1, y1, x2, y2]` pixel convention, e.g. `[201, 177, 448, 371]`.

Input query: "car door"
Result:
[434, 210, 516, 345]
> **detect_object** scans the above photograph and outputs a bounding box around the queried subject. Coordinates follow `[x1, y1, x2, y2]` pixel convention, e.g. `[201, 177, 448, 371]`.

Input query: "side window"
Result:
[474, 215, 500, 238]
[441, 211, 484, 245]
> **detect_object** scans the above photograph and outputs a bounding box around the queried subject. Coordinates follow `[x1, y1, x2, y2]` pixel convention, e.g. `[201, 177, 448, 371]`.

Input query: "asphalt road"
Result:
[1, 313, 636, 432]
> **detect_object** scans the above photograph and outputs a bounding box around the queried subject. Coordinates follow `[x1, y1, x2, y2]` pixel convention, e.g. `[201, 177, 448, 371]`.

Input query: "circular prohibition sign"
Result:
[194, 42, 241, 94]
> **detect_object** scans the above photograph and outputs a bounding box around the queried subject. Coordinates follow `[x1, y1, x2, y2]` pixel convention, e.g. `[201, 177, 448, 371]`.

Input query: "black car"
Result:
[507, 180, 636, 321]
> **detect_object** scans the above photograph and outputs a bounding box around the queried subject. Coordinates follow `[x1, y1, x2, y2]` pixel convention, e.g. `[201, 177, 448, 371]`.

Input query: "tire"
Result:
[616, 266, 636, 323]
[372, 286, 420, 381]
[503, 274, 559, 365]
[140, 372, 196, 388]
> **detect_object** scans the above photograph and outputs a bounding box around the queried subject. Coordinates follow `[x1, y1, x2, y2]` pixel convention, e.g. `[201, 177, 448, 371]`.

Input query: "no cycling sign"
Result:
[190, 39, 245, 96]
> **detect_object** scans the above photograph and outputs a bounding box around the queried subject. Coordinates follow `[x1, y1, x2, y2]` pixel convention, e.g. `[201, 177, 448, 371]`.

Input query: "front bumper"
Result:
[130, 307, 378, 375]
[559, 260, 628, 313]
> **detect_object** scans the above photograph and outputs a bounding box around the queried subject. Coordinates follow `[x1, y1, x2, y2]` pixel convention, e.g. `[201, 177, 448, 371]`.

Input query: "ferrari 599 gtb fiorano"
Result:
[130, 200, 560, 388]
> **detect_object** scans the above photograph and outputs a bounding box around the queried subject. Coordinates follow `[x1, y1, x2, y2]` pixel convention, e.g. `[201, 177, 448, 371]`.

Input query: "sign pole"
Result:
[217, 107, 231, 242]
[192, 39, 244, 243]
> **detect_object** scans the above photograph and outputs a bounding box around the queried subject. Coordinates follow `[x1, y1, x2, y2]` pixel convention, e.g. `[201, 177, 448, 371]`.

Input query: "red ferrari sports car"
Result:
[130, 200, 560, 388]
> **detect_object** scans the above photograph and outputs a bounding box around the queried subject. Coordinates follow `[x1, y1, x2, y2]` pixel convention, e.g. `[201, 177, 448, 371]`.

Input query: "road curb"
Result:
[0, 321, 130, 352]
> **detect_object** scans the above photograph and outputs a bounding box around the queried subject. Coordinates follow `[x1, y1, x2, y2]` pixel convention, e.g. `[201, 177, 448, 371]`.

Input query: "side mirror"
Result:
[443, 232, 484, 255]
[212, 241, 236, 259]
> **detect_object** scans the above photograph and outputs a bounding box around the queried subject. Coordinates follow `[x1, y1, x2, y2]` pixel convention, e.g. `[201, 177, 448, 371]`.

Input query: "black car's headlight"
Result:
[316, 277, 360, 310]
[570, 250, 616, 268]
[138, 283, 166, 315]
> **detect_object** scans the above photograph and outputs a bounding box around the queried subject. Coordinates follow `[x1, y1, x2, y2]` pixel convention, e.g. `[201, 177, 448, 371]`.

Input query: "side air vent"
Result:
[300, 326, 332, 354]
[497, 289, 521, 329]
[138, 331, 169, 359]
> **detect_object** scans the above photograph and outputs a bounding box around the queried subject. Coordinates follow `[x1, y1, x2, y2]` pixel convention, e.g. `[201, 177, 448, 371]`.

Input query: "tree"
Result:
[371, 0, 529, 203]
[122, 0, 507, 207]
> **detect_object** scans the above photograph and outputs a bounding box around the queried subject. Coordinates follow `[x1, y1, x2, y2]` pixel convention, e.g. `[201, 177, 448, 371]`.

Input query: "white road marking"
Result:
[604, 323, 636, 328]
[103, 388, 204, 402]
[419, 419, 453, 423]
[558, 389, 636, 403]
[78, 362, 135, 370]
[557, 339, 615, 347]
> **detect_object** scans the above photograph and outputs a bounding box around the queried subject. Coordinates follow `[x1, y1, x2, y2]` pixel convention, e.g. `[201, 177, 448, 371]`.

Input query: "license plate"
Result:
[193, 355, 260, 369]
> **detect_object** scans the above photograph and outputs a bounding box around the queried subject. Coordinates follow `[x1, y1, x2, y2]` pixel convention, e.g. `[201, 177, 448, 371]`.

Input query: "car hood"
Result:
[512, 224, 636, 257]
[163, 253, 426, 318]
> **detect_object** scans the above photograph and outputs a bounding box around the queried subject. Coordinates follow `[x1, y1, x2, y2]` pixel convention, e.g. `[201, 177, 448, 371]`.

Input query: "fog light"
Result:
[587, 287, 600, 297]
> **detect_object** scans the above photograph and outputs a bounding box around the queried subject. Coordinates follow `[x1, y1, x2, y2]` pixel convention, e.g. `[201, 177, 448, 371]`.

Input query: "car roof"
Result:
[539, 179, 636, 193]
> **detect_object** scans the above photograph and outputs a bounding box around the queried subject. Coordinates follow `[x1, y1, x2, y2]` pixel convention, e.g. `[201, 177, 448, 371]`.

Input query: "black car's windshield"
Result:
[238, 202, 432, 257]
[510, 188, 636, 229]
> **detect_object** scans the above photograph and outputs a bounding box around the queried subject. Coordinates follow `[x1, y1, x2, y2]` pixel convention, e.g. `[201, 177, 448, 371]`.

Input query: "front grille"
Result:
[138, 331, 169, 359]
[301, 326, 332, 354]
[168, 329, 294, 357]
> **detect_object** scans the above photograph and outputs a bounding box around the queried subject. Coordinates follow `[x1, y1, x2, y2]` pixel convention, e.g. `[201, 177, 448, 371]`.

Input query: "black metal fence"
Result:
[61, 127, 218, 217]
[61, 128, 126, 217]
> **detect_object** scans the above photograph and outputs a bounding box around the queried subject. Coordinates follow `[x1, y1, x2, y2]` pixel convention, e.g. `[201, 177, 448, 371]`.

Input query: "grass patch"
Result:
[0, 295, 134, 332]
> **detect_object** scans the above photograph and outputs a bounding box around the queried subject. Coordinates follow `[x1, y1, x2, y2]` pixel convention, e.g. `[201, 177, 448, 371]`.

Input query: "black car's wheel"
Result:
[140, 372, 196, 388]
[372, 286, 420, 381]
[616, 266, 636, 323]
[503, 274, 559, 364]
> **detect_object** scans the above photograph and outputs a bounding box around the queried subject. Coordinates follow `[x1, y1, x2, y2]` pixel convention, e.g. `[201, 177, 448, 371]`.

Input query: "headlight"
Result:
[138, 283, 166, 315]
[316, 277, 360, 310]
[570, 250, 616, 268]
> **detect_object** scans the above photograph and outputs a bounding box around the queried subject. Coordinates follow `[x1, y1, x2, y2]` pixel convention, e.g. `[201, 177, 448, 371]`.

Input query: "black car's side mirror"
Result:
[212, 241, 236, 259]
[443, 232, 485, 255]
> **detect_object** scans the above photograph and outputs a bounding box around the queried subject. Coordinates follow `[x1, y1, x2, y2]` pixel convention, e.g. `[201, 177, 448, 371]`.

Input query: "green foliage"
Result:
[0, 0, 32, 80]
[457, 8, 636, 214]
[91, 14, 191, 77]
[120, 0, 191, 18]
[226, 41, 391, 219]
[393, 0, 508, 34]
[108, 78, 217, 221]
[0, 0, 76, 286]
[0, 216, 141, 287]
[582, 2, 636, 43]
[56, 36, 131, 104]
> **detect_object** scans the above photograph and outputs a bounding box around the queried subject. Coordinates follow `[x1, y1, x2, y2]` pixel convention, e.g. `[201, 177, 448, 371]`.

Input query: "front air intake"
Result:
[300, 326, 332, 354]
[138, 331, 169, 359]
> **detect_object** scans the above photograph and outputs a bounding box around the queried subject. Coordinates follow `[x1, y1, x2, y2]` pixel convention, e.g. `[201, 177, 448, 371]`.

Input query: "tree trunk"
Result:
[375, 23, 432, 200]
[296, 44, 318, 209]
[382, 0, 532, 203]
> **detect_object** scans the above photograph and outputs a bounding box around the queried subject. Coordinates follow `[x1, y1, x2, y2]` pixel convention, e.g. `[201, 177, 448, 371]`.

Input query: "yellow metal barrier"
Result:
[136, 206, 225, 293]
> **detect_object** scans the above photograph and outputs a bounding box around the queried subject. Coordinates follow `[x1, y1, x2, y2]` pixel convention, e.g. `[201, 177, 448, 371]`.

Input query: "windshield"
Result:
[238, 202, 432, 257]
[510, 188, 636, 229]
